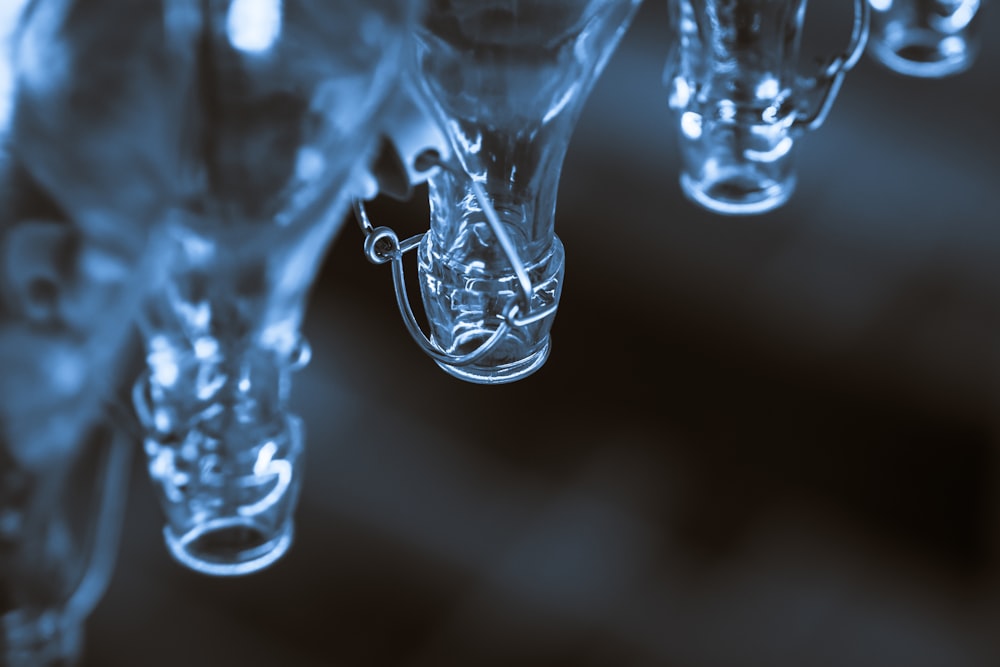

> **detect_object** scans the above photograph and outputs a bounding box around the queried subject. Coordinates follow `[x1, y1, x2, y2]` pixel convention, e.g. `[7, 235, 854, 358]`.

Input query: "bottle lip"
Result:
[164, 516, 294, 577]
[679, 171, 796, 216]
[146, 413, 304, 576]
[866, 31, 977, 79]
[434, 335, 552, 385]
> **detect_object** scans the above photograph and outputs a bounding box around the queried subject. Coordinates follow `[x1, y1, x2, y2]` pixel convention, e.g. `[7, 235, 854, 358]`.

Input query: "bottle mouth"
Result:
[142, 410, 305, 577]
[869, 29, 976, 78]
[680, 170, 795, 216]
[419, 234, 563, 383]
[164, 516, 293, 576]
[434, 335, 551, 384]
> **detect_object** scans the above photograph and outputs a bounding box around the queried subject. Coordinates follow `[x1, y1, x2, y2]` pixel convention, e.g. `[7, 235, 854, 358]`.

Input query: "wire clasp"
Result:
[353, 152, 559, 369]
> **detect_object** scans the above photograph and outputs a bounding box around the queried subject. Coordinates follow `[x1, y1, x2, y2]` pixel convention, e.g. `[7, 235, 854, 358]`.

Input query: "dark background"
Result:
[87, 2, 1000, 665]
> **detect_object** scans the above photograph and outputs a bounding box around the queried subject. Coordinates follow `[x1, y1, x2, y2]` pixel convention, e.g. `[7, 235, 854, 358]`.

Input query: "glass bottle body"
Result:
[2, 2, 165, 659]
[667, 0, 807, 214]
[134, 214, 320, 575]
[418, 172, 566, 382]
[130, 0, 417, 573]
[414, 0, 641, 382]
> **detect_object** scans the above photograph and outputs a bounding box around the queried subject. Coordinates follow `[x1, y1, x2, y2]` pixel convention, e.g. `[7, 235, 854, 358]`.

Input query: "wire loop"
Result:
[795, 0, 870, 131]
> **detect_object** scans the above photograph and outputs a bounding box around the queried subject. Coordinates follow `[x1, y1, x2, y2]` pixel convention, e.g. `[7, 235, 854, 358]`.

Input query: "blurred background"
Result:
[87, 2, 1000, 665]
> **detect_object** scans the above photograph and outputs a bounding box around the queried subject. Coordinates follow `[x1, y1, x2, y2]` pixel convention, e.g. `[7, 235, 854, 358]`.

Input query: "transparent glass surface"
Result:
[131, 0, 416, 574]
[666, 0, 807, 214]
[2, 3, 165, 660]
[3, 0, 187, 461]
[867, 0, 982, 78]
[0, 425, 129, 667]
[414, 0, 641, 383]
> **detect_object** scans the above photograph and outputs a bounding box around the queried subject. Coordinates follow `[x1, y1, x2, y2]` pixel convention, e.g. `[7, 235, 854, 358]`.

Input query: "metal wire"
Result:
[796, 0, 871, 131]
[352, 153, 559, 369]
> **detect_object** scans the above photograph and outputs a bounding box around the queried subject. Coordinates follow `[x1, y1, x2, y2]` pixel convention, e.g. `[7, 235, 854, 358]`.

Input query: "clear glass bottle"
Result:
[413, 0, 642, 383]
[2, 1, 161, 660]
[132, 217, 318, 576]
[130, 0, 417, 574]
[665, 0, 869, 214]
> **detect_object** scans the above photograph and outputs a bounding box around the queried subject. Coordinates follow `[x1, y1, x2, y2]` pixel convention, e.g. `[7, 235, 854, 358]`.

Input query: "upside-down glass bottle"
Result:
[0, 165, 135, 667]
[2, 0, 179, 661]
[664, 0, 870, 215]
[410, 0, 642, 383]
[130, 0, 417, 575]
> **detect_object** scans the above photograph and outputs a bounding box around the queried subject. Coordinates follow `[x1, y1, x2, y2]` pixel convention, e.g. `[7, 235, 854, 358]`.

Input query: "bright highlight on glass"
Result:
[665, 0, 870, 215]
[0, 0, 32, 130]
[227, 0, 283, 54]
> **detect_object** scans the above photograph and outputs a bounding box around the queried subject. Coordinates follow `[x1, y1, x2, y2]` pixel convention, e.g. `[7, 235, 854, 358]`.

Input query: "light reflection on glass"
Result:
[227, 0, 283, 54]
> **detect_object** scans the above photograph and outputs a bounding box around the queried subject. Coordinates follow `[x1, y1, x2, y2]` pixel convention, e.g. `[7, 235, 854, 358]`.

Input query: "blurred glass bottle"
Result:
[0, 419, 130, 667]
[867, 0, 983, 78]
[1, 0, 182, 661]
[130, 0, 418, 575]
[412, 0, 642, 383]
[665, 0, 869, 214]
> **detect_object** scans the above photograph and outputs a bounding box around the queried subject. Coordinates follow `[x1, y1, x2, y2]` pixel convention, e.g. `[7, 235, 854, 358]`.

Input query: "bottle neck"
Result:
[138, 336, 310, 441]
[427, 122, 569, 269]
